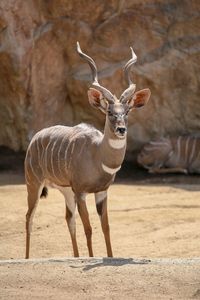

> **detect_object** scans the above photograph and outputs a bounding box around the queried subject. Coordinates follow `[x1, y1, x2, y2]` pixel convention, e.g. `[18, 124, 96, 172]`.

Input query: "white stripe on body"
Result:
[144, 145, 168, 151]
[77, 139, 87, 157]
[68, 141, 76, 170]
[44, 140, 52, 176]
[53, 127, 69, 178]
[63, 130, 81, 172]
[176, 136, 182, 163]
[64, 141, 71, 170]
[38, 129, 49, 172]
[145, 140, 171, 152]
[149, 141, 171, 147]
[102, 163, 121, 175]
[50, 141, 61, 183]
[29, 147, 41, 185]
[36, 139, 41, 168]
[57, 136, 68, 180]
[39, 131, 46, 167]
[185, 137, 190, 165]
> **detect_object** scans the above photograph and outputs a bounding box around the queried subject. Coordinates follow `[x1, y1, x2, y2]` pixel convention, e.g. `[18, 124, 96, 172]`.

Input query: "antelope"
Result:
[25, 42, 151, 259]
[137, 136, 200, 174]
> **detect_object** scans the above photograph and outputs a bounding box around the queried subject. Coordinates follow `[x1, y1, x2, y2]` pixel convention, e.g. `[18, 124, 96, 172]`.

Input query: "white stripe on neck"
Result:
[108, 138, 126, 149]
[102, 163, 121, 175]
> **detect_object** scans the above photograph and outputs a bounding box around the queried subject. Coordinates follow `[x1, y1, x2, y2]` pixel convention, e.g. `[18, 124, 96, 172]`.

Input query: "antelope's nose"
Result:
[117, 127, 126, 135]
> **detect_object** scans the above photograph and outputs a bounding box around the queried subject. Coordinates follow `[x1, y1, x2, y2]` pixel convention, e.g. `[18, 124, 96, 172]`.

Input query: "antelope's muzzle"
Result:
[116, 127, 127, 137]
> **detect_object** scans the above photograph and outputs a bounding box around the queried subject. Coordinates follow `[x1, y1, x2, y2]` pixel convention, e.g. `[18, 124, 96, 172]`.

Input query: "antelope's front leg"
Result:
[76, 193, 94, 257]
[95, 191, 113, 257]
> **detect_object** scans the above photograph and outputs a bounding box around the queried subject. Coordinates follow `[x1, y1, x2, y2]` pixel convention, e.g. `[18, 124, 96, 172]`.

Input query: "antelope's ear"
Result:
[87, 88, 107, 113]
[128, 88, 151, 110]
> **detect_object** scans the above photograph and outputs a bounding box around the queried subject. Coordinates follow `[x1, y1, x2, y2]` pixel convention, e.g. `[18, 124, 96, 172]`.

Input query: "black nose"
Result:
[117, 127, 126, 135]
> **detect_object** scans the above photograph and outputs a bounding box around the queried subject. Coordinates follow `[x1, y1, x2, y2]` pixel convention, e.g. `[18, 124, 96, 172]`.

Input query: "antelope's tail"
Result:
[40, 187, 48, 198]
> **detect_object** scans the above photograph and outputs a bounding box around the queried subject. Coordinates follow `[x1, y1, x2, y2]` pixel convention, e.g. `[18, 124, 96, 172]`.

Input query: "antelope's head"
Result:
[77, 42, 151, 139]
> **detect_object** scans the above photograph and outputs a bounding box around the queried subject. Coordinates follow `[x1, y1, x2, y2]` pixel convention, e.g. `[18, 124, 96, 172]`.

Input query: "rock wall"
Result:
[0, 0, 199, 160]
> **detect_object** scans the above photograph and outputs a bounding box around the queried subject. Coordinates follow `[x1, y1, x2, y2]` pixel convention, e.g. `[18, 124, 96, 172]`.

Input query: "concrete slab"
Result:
[0, 257, 200, 299]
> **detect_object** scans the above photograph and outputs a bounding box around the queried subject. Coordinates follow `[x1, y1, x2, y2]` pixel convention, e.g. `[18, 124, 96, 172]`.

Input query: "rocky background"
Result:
[0, 0, 199, 161]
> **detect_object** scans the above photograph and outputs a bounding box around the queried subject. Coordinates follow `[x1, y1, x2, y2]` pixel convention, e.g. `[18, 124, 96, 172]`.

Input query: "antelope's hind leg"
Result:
[59, 187, 79, 257]
[95, 191, 113, 257]
[25, 183, 44, 259]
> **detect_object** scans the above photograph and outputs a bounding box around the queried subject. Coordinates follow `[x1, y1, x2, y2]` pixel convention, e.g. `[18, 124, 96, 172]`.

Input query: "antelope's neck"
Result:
[99, 118, 127, 170]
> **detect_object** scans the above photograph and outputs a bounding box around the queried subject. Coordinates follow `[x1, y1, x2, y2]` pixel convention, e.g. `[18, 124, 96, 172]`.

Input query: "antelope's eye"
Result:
[108, 111, 112, 116]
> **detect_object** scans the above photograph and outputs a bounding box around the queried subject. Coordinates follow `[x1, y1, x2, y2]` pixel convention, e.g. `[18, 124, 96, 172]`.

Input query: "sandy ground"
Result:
[0, 170, 200, 299]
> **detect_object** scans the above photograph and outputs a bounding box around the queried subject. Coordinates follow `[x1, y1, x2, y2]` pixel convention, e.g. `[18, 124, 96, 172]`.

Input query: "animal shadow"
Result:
[82, 257, 151, 271]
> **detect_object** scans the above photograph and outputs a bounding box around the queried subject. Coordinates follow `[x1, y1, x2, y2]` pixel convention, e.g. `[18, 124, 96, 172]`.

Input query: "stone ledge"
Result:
[1, 257, 200, 266]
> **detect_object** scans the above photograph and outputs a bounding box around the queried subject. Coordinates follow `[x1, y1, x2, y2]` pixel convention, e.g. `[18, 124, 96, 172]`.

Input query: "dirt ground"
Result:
[0, 165, 200, 299]
[1, 169, 200, 259]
